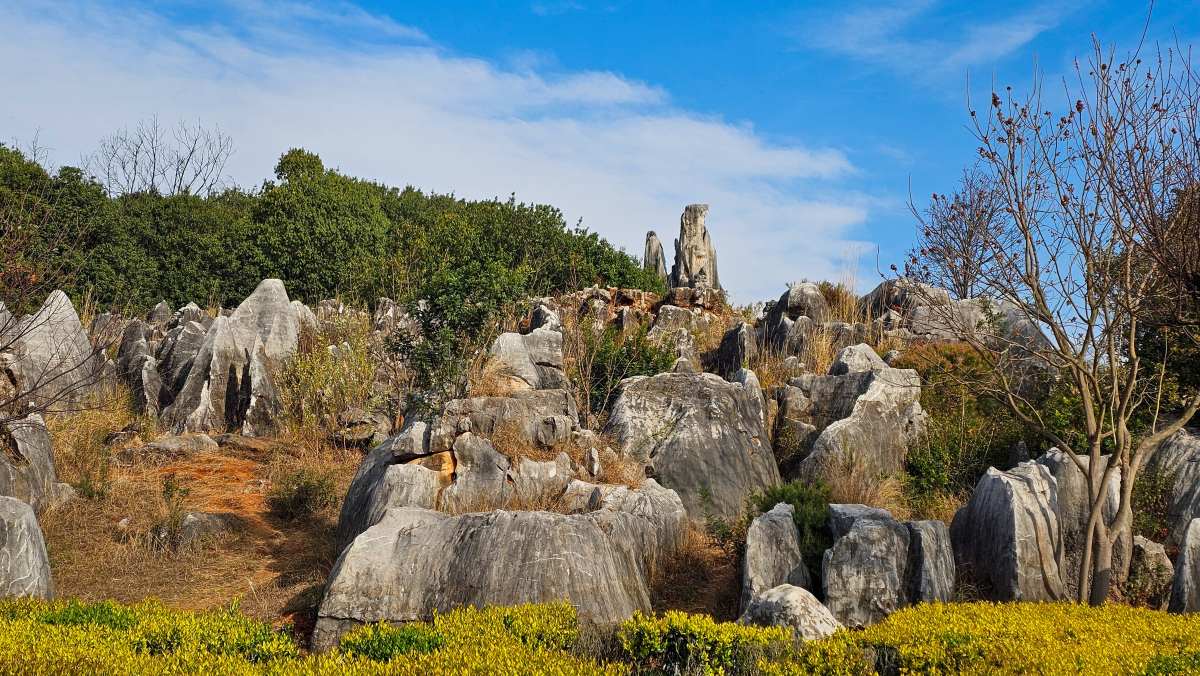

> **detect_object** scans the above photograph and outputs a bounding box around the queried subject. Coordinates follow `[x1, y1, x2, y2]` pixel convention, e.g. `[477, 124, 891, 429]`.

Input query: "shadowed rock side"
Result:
[1170, 519, 1200, 613]
[605, 371, 780, 521]
[643, 231, 668, 283]
[1144, 426, 1200, 548]
[951, 462, 1066, 601]
[668, 204, 721, 291]
[161, 279, 300, 437]
[315, 484, 687, 652]
[0, 496, 54, 600]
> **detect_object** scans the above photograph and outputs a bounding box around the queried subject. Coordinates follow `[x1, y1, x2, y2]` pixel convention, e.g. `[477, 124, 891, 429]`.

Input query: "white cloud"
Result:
[2, 0, 866, 301]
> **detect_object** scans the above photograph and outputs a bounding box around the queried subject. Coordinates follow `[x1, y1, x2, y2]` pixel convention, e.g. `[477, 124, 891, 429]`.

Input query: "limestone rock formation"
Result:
[605, 371, 780, 521]
[117, 320, 165, 416]
[1144, 426, 1200, 548]
[426, 389, 579, 454]
[716, 322, 757, 378]
[828, 503, 893, 541]
[764, 283, 830, 351]
[2, 290, 104, 407]
[827, 344, 887, 376]
[738, 585, 841, 641]
[644, 231, 668, 282]
[742, 503, 811, 612]
[905, 520, 956, 604]
[785, 354, 923, 481]
[1131, 535, 1174, 609]
[315, 491, 686, 651]
[1170, 519, 1200, 613]
[950, 462, 1066, 601]
[161, 279, 300, 436]
[822, 517, 911, 628]
[859, 279, 951, 321]
[1, 414, 70, 513]
[0, 496, 54, 600]
[487, 329, 568, 392]
[1034, 450, 1123, 599]
[157, 321, 208, 395]
[668, 204, 721, 291]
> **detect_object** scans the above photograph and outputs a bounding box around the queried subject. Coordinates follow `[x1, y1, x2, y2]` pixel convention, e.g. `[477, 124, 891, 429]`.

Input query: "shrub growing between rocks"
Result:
[267, 468, 337, 520]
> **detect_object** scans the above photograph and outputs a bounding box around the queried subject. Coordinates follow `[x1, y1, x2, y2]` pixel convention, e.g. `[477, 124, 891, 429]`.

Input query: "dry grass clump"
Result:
[820, 451, 910, 521]
[480, 418, 576, 464]
[907, 490, 966, 526]
[650, 529, 741, 622]
[278, 313, 383, 434]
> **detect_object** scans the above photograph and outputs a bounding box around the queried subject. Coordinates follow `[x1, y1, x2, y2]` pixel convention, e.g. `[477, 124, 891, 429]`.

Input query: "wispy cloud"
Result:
[2, 0, 866, 300]
[530, 1, 585, 17]
[797, 0, 1076, 79]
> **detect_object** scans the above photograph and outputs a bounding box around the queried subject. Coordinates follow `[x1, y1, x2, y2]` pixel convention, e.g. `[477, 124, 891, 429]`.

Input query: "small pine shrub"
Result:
[338, 621, 446, 661]
[267, 468, 337, 519]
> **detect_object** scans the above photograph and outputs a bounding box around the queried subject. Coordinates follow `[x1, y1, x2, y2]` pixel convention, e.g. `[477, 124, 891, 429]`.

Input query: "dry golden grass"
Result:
[820, 451, 911, 521]
[650, 529, 741, 622]
[42, 403, 363, 641]
[907, 490, 967, 526]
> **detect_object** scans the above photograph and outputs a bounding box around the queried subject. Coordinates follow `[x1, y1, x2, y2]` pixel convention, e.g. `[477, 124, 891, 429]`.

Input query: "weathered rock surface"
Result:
[0, 496, 54, 600]
[668, 204, 721, 291]
[488, 329, 567, 392]
[116, 434, 219, 465]
[950, 462, 1066, 601]
[363, 464, 445, 528]
[177, 511, 235, 547]
[742, 503, 811, 612]
[157, 321, 207, 395]
[905, 520, 955, 604]
[1144, 427, 1200, 548]
[827, 344, 887, 376]
[1170, 519, 1200, 613]
[786, 357, 923, 481]
[428, 390, 579, 454]
[822, 517, 911, 628]
[605, 371, 780, 521]
[1131, 535, 1174, 609]
[859, 279, 950, 321]
[161, 279, 300, 436]
[2, 290, 103, 407]
[764, 283, 830, 351]
[829, 503, 893, 541]
[315, 491, 686, 652]
[117, 321, 165, 416]
[644, 231, 668, 282]
[439, 434, 514, 514]
[0, 414, 67, 513]
[717, 322, 757, 378]
[739, 584, 841, 641]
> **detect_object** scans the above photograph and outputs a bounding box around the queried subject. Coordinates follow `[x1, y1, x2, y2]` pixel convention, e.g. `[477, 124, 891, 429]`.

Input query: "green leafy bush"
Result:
[266, 468, 337, 519]
[583, 324, 677, 416]
[338, 621, 445, 661]
[1133, 465, 1176, 542]
[748, 480, 834, 586]
[619, 610, 791, 675]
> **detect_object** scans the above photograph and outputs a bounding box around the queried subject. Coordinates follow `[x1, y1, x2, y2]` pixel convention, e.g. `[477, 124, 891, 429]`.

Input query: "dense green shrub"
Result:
[266, 468, 337, 519]
[1132, 465, 1176, 542]
[619, 610, 791, 675]
[338, 622, 446, 661]
[583, 324, 677, 416]
[749, 480, 833, 585]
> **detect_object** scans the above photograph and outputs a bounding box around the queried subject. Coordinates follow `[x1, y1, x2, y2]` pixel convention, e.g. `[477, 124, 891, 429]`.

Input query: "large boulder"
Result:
[786, 356, 923, 481]
[1130, 535, 1174, 609]
[822, 518, 911, 628]
[668, 204, 721, 291]
[1, 414, 69, 513]
[859, 279, 951, 321]
[764, 283, 830, 351]
[116, 321, 165, 416]
[716, 322, 757, 378]
[0, 497, 54, 600]
[950, 462, 1066, 601]
[742, 503, 811, 612]
[427, 389, 579, 455]
[1, 290, 103, 407]
[1035, 450, 1123, 599]
[738, 585, 841, 641]
[487, 329, 567, 392]
[1170, 518, 1200, 613]
[828, 503, 893, 541]
[905, 520, 955, 604]
[161, 279, 300, 436]
[827, 344, 887, 376]
[604, 371, 780, 521]
[157, 321, 208, 395]
[644, 231, 668, 282]
[314, 495, 685, 652]
[439, 434, 514, 514]
[1144, 426, 1200, 548]
[909, 299, 986, 341]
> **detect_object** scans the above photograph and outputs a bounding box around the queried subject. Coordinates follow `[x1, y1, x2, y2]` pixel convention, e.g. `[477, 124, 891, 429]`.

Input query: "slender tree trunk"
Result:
[1089, 524, 1113, 606]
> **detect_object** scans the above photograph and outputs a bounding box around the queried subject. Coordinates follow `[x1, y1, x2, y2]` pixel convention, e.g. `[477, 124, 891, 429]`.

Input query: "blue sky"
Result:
[3, 0, 1198, 301]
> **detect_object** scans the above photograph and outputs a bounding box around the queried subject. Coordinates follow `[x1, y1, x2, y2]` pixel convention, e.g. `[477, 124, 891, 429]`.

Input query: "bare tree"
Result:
[913, 37, 1200, 605]
[907, 164, 1005, 299]
[82, 117, 234, 197]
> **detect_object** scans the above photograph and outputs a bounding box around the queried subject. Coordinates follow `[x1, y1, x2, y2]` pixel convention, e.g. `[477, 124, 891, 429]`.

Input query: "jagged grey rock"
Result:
[951, 462, 1066, 601]
[909, 299, 985, 341]
[905, 520, 955, 603]
[157, 321, 207, 395]
[439, 434, 513, 514]
[742, 503, 811, 612]
[764, 283, 830, 351]
[292, 301, 319, 332]
[0, 496, 54, 600]
[1144, 427, 1200, 548]
[644, 231, 668, 282]
[116, 320, 164, 416]
[1009, 440, 1030, 468]
[739, 584, 841, 641]
[717, 322, 757, 378]
[427, 390, 579, 454]
[363, 464, 444, 528]
[1035, 450, 1123, 599]
[510, 454, 574, 508]
[822, 518, 910, 628]
[177, 511, 235, 546]
[488, 329, 566, 392]
[788, 365, 923, 481]
[1170, 519, 1200, 613]
[146, 301, 172, 328]
[668, 204, 721, 291]
[1131, 535, 1174, 608]
[529, 304, 562, 333]
[0, 414, 64, 513]
[827, 344, 887, 376]
[314, 499, 684, 652]
[2, 291, 103, 407]
[859, 279, 951, 321]
[829, 504, 894, 541]
[161, 279, 300, 436]
[605, 372, 780, 521]
[336, 428, 422, 553]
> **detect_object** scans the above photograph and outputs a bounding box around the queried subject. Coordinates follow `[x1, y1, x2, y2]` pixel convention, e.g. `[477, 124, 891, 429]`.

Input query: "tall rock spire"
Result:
[643, 231, 668, 282]
[668, 204, 720, 291]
